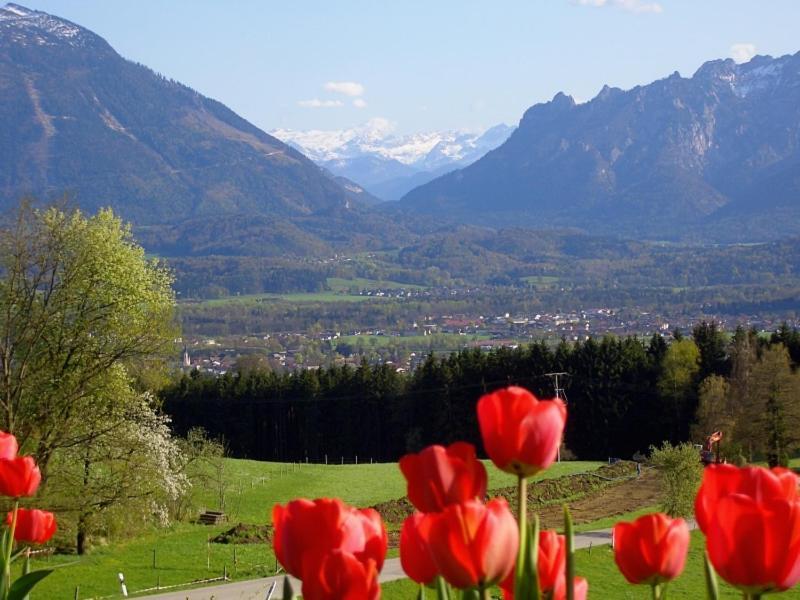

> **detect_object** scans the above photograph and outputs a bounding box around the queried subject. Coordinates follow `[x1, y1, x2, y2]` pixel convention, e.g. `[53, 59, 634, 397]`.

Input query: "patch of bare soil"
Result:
[534, 468, 661, 529]
[372, 462, 647, 530]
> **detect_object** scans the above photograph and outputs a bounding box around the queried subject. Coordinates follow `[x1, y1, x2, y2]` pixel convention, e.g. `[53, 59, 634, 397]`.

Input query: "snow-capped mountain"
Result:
[0, 3, 90, 46]
[271, 119, 514, 200]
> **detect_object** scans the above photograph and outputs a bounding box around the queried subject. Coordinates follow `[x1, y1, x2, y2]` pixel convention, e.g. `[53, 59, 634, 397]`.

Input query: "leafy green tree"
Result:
[650, 441, 703, 518]
[0, 204, 179, 552]
[658, 339, 700, 439]
[692, 375, 733, 444]
[747, 345, 800, 467]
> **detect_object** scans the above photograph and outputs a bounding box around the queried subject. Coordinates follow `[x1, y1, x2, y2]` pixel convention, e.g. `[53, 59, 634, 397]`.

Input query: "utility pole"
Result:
[544, 372, 568, 405]
[545, 372, 569, 462]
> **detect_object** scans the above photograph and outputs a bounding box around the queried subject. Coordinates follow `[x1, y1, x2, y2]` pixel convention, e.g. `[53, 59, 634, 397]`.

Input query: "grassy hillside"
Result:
[28, 458, 601, 599]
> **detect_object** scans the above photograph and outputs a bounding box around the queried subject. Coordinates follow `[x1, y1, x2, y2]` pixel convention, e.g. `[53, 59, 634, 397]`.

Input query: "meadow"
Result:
[28, 458, 600, 598]
[28, 456, 800, 599]
[192, 276, 428, 308]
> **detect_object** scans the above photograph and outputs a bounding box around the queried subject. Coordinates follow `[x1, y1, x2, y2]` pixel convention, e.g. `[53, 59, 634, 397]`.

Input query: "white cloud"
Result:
[324, 81, 365, 97]
[730, 43, 757, 64]
[352, 98, 367, 109]
[297, 99, 344, 108]
[573, 0, 663, 14]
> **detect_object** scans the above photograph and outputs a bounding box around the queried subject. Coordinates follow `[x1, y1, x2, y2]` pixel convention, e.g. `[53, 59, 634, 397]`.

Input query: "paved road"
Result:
[137, 529, 614, 600]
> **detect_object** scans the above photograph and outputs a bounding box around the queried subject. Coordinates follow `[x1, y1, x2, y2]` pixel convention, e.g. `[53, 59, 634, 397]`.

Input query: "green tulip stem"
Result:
[652, 583, 667, 600]
[564, 505, 575, 600]
[3, 501, 18, 599]
[515, 474, 528, 596]
[479, 586, 490, 600]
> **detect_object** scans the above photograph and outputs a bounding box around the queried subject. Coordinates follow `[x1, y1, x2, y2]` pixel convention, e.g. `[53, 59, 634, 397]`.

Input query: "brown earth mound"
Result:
[212, 523, 273, 544]
[372, 461, 640, 526]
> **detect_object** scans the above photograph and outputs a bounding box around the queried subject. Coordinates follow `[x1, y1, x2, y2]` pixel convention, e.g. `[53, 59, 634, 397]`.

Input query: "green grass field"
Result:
[326, 277, 428, 292]
[27, 458, 602, 599]
[190, 276, 428, 308]
[334, 333, 492, 349]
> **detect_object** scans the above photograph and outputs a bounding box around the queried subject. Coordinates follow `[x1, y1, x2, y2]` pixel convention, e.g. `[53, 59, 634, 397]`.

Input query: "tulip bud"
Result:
[477, 386, 566, 477]
[399, 442, 487, 513]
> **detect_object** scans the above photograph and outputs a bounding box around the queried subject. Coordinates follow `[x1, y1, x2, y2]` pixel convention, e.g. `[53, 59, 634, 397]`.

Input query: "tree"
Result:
[693, 375, 733, 444]
[658, 339, 700, 439]
[746, 345, 800, 467]
[0, 204, 176, 476]
[650, 441, 703, 518]
[692, 321, 728, 379]
[0, 204, 180, 552]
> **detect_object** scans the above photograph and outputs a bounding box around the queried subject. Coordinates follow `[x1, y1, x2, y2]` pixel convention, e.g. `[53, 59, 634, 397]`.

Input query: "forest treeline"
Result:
[162, 323, 800, 465]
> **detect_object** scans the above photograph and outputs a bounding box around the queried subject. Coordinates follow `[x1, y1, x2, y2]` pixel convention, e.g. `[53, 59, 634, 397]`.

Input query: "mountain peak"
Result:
[551, 91, 576, 107]
[0, 3, 95, 47]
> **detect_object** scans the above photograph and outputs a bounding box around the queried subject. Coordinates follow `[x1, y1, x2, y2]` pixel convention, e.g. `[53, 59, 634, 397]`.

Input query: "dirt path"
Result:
[535, 468, 661, 529]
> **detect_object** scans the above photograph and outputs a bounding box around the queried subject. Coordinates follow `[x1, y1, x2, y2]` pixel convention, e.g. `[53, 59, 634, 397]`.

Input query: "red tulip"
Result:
[553, 576, 589, 600]
[301, 550, 380, 600]
[706, 494, 800, 593]
[400, 512, 438, 585]
[500, 530, 566, 598]
[695, 464, 798, 533]
[0, 432, 18, 460]
[477, 386, 566, 477]
[5, 509, 56, 544]
[613, 513, 689, 585]
[272, 498, 387, 579]
[0, 456, 41, 498]
[399, 442, 487, 513]
[427, 498, 518, 590]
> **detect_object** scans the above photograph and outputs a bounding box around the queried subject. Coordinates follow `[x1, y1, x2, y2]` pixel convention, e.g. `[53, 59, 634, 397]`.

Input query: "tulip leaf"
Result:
[8, 569, 52, 600]
[435, 575, 451, 600]
[564, 505, 575, 600]
[282, 575, 294, 600]
[703, 553, 719, 600]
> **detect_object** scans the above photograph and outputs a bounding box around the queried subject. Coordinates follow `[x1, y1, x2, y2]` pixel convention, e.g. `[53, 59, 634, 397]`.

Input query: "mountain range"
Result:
[272, 120, 514, 201]
[0, 2, 398, 253]
[2, 3, 800, 255]
[399, 52, 800, 241]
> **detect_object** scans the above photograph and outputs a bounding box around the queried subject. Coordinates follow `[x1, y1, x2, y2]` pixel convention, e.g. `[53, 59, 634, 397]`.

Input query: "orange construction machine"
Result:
[700, 431, 723, 466]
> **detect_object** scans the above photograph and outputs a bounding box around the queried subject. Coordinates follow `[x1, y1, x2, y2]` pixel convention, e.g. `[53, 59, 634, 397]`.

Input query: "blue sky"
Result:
[22, 0, 800, 134]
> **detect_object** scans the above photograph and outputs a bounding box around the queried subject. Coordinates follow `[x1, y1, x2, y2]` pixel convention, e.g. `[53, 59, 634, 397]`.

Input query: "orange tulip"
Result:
[399, 442, 487, 513]
[613, 513, 689, 586]
[5, 509, 56, 544]
[695, 463, 798, 533]
[272, 498, 387, 580]
[0, 456, 41, 498]
[477, 386, 566, 477]
[427, 498, 518, 590]
[500, 530, 566, 598]
[400, 512, 438, 585]
[301, 549, 380, 600]
[0, 432, 18, 460]
[706, 495, 800, 594]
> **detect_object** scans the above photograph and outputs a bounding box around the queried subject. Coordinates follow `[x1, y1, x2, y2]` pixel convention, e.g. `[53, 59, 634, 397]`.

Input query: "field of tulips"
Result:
[273, 386, 800, 600]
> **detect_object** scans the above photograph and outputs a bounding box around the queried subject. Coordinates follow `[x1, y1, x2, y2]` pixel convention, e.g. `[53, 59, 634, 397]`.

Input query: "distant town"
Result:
[180, 301, 798, 376]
